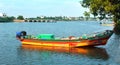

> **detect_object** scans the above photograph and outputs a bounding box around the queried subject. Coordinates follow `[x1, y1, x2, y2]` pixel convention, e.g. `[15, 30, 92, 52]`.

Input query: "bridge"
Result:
[24, 19, 56, 23]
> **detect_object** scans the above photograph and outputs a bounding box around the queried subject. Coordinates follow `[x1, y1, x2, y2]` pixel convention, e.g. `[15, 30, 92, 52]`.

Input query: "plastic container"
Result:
[37, 34, 54, 39]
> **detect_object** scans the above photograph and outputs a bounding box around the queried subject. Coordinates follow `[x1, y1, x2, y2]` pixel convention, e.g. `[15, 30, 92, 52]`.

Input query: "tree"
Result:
[81, 0, 120, 34]
[83, 11, 90, 20]
[0, 17, 14, 22]
[10, 16, 16, 20]
[17, 15, 24, 20]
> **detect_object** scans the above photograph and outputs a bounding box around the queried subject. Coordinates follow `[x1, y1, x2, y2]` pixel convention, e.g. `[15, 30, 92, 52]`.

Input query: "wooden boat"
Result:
[16, 30, 113, 47]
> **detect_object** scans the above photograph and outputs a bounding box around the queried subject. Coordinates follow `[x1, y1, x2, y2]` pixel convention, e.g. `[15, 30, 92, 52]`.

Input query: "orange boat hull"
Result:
[20, 37, 109, 47]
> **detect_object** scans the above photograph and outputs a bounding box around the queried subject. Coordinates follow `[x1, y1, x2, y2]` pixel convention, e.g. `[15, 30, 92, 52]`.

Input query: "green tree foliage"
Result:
[0, 16, 15, 22]
[11, 16, 16, 20]
[17, 15, 24, 20]
[84, 11, 90, 20]
[81, 0, 120, 34]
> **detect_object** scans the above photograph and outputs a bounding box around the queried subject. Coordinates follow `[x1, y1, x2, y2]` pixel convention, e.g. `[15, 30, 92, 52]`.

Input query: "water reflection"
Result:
[20, 45, 109, 60]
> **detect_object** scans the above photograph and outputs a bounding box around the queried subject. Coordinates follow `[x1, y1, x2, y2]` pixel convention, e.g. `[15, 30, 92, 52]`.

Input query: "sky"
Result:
[0, 0, 89, 17]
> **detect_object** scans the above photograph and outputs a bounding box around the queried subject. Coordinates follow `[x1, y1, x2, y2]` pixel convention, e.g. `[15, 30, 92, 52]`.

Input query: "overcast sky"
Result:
[0, 0, 89, 17]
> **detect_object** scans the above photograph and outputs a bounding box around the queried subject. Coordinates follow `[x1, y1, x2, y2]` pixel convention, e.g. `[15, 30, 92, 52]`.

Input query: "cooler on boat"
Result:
[37, 34, 54, 40]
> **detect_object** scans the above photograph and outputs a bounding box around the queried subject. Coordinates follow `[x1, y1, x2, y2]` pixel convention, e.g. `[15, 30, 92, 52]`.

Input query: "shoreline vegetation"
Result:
[0, 15, 113, 23]
[0, 16, 15, 22]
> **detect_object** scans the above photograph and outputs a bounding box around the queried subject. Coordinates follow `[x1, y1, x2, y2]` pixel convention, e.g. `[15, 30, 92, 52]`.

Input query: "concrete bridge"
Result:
[24, 19, 56, 23]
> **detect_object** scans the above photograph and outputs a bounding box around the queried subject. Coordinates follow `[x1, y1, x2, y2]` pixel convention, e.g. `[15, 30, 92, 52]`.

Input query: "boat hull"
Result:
[20, 37, 109, 47]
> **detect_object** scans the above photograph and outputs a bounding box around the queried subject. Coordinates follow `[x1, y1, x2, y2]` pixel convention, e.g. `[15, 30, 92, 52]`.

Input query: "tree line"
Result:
[0, 16, 15, 22]
[0, 15, 24, 22]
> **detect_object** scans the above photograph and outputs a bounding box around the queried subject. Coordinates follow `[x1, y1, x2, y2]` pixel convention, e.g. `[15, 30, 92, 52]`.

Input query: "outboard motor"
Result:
[16, 31, 27, 39]
[21, 31, 27, 36]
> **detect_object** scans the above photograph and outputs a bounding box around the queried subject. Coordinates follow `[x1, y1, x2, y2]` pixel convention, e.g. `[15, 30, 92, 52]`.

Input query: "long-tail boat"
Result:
[16, 30, 113, 47]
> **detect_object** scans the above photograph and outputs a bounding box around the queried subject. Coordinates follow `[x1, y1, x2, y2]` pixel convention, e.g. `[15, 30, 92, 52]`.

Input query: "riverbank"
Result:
[101, 23, 114, 26]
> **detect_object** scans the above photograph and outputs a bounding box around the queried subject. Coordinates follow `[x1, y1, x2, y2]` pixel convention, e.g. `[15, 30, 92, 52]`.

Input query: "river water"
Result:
[0, 21, 120, 65]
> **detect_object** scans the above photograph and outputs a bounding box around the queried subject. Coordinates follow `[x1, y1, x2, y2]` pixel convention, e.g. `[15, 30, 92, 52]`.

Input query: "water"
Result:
[0, 21, 119, 65]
